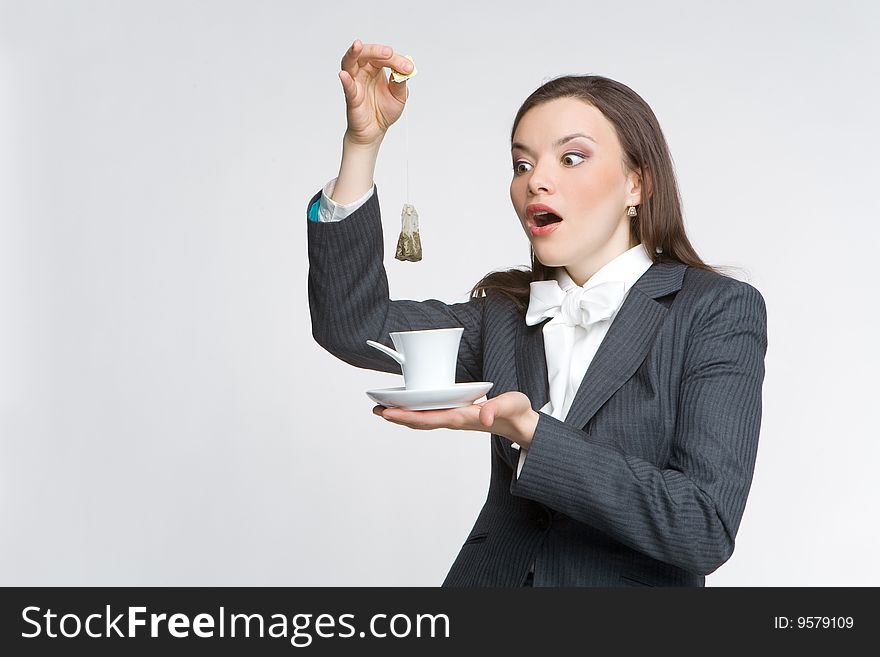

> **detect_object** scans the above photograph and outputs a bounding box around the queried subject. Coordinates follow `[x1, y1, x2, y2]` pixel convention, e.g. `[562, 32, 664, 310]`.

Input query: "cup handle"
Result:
[365, 340, 406, 366]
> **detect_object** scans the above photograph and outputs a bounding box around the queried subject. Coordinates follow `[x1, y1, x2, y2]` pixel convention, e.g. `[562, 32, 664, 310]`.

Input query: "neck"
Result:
[565, 238, 639, 287]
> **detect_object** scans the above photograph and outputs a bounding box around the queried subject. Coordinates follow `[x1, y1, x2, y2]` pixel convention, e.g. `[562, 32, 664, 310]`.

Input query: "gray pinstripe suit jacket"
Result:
[307, 185, 768, 587]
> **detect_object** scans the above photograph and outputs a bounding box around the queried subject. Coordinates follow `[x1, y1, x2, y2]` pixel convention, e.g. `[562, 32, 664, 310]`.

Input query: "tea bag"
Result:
[390, 55, 422, 263]
[395, 202, 422, 261]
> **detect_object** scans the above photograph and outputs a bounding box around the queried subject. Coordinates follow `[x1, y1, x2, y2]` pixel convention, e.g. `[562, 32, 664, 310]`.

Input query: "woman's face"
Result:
[509, 97, 642, 286]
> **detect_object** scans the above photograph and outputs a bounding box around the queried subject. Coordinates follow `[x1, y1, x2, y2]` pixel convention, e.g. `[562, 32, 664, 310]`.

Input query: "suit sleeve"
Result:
[307, 186, 485, 383]
[509, 280, 767, 575]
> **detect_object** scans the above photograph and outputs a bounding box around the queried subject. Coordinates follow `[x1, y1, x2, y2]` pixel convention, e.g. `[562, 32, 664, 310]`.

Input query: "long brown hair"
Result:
[469, 75, 719, 315]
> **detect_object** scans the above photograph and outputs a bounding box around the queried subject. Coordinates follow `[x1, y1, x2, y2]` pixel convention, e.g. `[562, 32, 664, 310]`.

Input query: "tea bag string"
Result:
[393, 82, 422, 263]
[404, 86, 410, 205]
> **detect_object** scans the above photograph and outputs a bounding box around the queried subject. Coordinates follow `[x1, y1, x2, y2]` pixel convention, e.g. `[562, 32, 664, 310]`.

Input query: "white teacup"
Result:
[366, 328, 464, 390]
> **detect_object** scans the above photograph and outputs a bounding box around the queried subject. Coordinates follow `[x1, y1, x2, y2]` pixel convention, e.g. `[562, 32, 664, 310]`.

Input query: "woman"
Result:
[307, 39, 767, 587]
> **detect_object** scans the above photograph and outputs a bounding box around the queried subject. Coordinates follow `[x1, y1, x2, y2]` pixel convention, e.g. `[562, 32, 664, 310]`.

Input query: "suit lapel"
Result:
[514, 261, 687, 435]
[562, 289, 666, 430]
[516, 317, 550, 413]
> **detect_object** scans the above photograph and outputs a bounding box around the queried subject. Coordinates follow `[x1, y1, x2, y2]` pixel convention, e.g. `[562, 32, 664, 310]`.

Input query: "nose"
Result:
[526, 160, 554, 196]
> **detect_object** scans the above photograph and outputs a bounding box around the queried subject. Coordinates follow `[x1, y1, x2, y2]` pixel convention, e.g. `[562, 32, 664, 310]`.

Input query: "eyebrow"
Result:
[511, 132, 597, 155]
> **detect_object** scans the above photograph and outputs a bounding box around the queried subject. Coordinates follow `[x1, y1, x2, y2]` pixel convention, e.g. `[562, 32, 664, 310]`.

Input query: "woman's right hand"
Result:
[339, 39, 412, 148]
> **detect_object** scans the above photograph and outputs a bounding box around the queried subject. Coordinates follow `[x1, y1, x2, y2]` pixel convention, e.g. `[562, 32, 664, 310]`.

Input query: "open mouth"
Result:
[533, 212, 563, 227]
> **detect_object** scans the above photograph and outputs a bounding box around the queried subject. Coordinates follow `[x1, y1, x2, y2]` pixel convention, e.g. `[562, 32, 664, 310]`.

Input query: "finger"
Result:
[354, 43, 394, 65]
[387, 54, 414, 76]
[341, 41, 395, 74]
[343, 41, 411, 79]
[340, 39, 372, 80]
[379, 407, 415, 424]
[340, 38, 364, 70]
[382, 408, 444, 430]
[339, 69, 356, 101]
[378, 409, 413, 428]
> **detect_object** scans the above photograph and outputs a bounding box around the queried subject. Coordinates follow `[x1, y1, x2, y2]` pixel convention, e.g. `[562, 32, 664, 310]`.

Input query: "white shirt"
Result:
[310, 178, 654, 481]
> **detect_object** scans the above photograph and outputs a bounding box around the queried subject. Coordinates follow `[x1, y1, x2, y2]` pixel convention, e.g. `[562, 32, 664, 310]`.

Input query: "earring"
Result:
[626, 205, 638, 217]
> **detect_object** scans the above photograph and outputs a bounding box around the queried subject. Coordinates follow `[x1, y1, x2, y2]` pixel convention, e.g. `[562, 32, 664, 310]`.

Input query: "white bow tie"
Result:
[525, 279, 628, 328]
[524, 278, 628, 423]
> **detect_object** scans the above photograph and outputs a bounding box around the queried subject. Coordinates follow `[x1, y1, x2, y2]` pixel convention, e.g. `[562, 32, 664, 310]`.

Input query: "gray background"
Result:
[1, 0, 877, 585]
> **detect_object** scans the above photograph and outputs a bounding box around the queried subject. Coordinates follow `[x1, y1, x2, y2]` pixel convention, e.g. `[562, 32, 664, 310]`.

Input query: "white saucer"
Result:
[366, 382, 494, 411]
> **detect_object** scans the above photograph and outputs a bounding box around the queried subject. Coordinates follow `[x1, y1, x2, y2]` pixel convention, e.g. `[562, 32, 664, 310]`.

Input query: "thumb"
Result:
[388, 75, 408, 104]
[479, 403, 495, 428]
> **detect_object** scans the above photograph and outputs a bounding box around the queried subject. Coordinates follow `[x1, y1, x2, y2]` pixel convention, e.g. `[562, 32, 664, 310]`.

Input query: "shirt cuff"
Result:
[516, 448, 528, 479]
[312, 177, 375, 222]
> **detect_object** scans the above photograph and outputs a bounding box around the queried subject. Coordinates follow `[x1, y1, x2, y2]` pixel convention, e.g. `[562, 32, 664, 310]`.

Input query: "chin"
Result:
[531, 247, 568, 268]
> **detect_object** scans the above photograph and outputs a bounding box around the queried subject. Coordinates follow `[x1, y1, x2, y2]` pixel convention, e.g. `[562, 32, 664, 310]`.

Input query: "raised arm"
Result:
[307, 40, 484, 383]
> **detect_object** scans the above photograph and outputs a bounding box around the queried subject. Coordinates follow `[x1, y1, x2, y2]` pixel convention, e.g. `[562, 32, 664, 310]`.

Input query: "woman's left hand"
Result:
[372, 391, 539, 449]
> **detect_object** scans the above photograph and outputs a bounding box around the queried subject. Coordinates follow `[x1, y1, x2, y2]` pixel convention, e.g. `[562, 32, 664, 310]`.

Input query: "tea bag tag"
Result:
[390, 55, 418, 83]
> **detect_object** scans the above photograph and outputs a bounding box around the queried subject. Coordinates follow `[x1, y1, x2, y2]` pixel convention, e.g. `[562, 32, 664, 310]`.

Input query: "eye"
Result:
[512, 152, 587, 175]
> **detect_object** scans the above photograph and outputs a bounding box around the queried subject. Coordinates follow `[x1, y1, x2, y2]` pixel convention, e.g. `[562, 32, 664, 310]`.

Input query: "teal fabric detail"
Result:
[308, 198, 321, 222]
